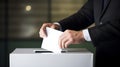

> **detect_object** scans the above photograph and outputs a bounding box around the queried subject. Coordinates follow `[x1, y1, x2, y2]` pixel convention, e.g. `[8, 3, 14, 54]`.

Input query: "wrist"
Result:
[77, 31, 86, 43]
[80, 31, 86, 42]
[53, 22, 61, 30]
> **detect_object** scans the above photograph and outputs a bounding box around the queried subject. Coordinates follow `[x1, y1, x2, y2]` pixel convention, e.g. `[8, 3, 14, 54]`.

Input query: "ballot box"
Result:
[10, 48, 93, 67]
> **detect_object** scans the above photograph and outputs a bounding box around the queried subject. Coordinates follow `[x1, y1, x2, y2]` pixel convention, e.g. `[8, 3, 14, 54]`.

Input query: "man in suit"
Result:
[39, 0, 120, 67]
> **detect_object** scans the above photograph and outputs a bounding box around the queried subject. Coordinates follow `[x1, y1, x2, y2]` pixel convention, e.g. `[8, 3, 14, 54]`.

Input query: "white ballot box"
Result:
[10, 48, 93, 67]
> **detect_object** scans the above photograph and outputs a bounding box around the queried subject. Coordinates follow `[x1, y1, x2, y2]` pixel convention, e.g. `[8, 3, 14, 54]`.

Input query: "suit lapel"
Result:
[100, 0, 111, 19]
[95, 0, 103, 20]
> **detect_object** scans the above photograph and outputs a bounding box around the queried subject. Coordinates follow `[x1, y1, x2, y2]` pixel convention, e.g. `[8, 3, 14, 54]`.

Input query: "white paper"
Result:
[41, 27, 63, 53]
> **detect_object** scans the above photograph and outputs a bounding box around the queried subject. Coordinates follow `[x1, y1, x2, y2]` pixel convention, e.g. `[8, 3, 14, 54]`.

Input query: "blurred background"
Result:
[0, 0, 95, 67]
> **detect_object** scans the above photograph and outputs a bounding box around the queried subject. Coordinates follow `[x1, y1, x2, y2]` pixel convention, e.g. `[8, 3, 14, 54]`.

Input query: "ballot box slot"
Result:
[35, 51, 53, 53]
[34, 50, 85, 53]
[34, 50, 68, 53]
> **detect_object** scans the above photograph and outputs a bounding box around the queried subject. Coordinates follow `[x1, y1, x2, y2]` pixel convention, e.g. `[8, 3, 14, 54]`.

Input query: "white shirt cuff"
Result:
[53, 22, 60, 26]
[82, 29, 92, 41]
[53, 22, 62, 31]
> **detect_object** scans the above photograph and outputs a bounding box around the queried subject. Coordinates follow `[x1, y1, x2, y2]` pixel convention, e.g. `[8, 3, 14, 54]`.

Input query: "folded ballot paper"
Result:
[41, 27, 63, 53]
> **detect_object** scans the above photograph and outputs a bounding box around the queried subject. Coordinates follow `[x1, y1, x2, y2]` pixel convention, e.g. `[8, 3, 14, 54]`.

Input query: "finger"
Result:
[62, 36, 72, 48]
[59, 34, 68, 49]
[50, 24, 60, 30]
[40, 28, 47, 38]
[39, 23, 50, 38]
[59, 35, 63, 48]
[50, 25, 56, 29]
[61, 38, 68, 48]
[64, 40, 72, 48]
[61, 30, 73, 48]
[59, 34, 65, 48]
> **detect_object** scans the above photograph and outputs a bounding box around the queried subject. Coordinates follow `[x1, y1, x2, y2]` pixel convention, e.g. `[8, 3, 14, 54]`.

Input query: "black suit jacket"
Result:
[58, 0, 120, 67]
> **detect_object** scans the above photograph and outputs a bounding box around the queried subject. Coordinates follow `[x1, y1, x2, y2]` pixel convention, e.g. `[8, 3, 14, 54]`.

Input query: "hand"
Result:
[39, 23, 60, 38]
[59, 30, 85, 48]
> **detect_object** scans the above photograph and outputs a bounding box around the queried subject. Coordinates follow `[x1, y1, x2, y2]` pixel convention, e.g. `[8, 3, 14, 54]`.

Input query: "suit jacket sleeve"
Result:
[58, 0, 94, 31]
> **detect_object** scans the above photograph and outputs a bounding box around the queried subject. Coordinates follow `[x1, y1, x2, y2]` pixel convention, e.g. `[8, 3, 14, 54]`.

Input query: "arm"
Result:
[58, 0, 94, 31]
